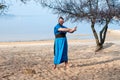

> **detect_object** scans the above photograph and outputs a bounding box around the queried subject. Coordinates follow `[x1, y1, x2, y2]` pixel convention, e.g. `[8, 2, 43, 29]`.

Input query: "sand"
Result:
[0, 29, 120, 80]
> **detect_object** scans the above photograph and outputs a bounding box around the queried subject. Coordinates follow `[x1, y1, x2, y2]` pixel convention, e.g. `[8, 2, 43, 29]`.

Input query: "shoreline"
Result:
[0, 39, 120, 47]
[0, 29, 120, 45]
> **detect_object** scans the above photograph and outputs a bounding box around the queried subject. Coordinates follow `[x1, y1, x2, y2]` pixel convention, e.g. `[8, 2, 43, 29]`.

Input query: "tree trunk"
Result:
[98, 20, 110, 51]
[91, 21, 101, 52]
[99, 24, 108, 45]
[91, 19, 110, 52]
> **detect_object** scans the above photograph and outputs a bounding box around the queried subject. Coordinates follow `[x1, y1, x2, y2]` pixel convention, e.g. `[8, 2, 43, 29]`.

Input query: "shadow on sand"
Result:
[74, 56, 120, 68]
[103, 43, 114, 49]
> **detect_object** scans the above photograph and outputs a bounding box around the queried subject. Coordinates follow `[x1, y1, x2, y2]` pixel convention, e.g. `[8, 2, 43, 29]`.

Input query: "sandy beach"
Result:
[0, 30, 120, 80]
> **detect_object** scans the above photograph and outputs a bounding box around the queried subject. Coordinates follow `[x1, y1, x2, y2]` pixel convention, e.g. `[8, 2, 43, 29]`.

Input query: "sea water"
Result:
[0, 15, 119, 42]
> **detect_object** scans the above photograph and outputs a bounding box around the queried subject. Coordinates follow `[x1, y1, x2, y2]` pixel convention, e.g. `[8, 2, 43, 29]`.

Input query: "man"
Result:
[54, 17, 77, 69]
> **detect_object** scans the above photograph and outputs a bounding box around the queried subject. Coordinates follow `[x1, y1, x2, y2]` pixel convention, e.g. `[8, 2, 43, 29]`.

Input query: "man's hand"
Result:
[69, 26, 77, 33]
[74, 26, 77, 31]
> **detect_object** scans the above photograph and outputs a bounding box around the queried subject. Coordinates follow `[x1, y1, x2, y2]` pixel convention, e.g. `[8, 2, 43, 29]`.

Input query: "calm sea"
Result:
[0, 15, 120, 42]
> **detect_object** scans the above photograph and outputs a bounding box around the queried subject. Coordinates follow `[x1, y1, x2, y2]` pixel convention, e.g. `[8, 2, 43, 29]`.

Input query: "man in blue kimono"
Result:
[54, 17, 77, 69]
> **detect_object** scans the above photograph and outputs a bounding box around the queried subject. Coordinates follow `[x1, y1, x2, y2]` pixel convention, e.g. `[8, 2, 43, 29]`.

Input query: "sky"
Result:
[0, 1, 58, 41]
[0, 0, 120, 41]
[0, 0, 89, 41]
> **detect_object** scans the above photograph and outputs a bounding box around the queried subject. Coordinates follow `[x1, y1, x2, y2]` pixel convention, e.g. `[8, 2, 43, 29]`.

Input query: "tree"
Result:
[41, 0, 120, 51]
[0, 0, 120, 51]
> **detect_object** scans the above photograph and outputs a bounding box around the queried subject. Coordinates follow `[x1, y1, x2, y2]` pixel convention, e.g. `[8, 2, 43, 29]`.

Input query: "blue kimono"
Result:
[54, 24, 68, 64]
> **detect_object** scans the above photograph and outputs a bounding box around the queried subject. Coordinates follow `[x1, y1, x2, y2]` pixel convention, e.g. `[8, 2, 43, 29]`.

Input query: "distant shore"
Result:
[0, 29, 119, 44]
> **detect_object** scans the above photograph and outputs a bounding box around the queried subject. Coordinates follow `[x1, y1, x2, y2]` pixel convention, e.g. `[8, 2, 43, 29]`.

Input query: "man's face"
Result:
[59, 18, 64, 25]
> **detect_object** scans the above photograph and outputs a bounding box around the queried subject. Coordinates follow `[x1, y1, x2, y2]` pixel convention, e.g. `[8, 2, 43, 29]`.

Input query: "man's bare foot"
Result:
[54, 65, 57, 69]
[65, 66, 69, 69]
[65, 61, 69, 69]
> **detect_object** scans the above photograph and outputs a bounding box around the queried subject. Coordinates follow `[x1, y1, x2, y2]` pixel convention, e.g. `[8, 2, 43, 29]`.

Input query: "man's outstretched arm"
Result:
[58, 27, 77, 33]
